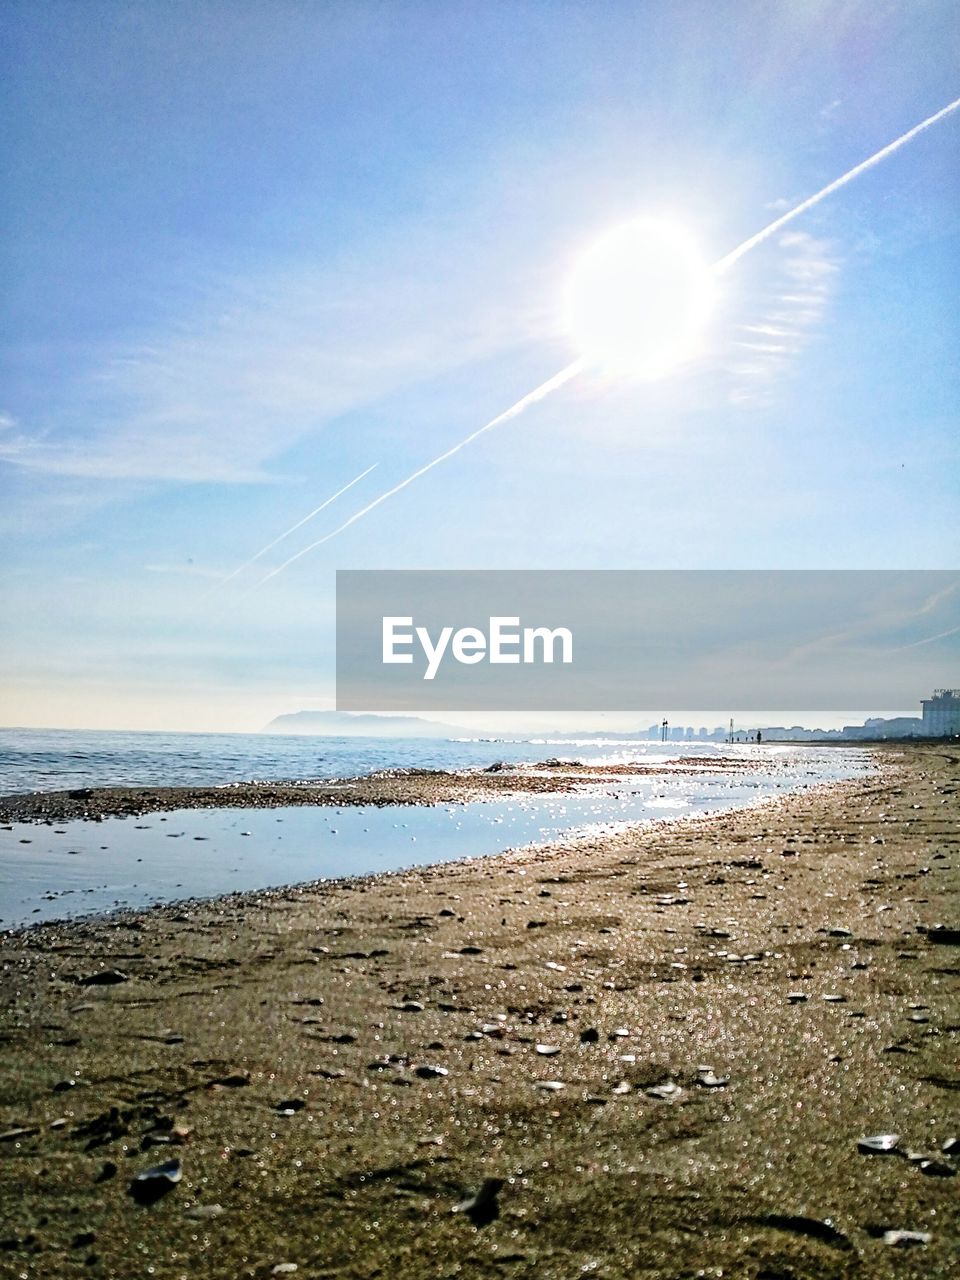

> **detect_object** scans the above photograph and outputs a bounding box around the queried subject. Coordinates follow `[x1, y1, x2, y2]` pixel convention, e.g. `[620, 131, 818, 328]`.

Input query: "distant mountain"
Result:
[262, 710, 479, 738]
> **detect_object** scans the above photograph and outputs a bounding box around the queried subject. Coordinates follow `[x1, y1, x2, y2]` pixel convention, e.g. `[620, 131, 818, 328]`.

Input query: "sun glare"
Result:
[564, 217, 715, 380]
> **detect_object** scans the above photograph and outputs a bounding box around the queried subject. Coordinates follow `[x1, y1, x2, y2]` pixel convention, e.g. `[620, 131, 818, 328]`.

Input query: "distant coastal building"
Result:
[637, 692, 959, 742]
[922, 689, 960, 736]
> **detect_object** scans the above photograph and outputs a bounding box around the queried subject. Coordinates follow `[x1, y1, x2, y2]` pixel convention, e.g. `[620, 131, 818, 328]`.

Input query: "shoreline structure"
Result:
[0, 743, 956, 1277]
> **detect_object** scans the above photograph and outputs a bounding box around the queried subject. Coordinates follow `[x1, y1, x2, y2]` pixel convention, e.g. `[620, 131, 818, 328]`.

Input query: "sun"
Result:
[564, 217, 715, 380]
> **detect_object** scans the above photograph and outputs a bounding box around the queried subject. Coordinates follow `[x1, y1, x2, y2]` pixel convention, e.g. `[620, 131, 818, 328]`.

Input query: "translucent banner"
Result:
[336, 570, 959, 712]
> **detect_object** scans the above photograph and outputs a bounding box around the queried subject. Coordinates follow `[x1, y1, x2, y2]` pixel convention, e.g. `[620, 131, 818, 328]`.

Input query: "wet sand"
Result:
[0, 743, 957, 1278]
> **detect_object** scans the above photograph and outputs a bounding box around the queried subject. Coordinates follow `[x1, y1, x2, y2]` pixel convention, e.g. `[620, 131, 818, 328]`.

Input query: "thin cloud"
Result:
[725, 230, 838, 407]
[1, 227, 543, 485]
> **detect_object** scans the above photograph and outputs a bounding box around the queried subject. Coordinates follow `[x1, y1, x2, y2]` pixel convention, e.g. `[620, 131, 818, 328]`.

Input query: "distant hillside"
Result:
[263, 711, 476, 738]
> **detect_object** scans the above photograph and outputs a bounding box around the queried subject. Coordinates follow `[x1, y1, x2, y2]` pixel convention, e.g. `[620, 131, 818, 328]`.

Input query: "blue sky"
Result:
[1, 0, 958, 731]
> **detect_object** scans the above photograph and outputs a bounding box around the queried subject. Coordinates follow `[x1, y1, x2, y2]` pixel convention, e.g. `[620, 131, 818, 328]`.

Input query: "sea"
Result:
[0, 728, 871, 930]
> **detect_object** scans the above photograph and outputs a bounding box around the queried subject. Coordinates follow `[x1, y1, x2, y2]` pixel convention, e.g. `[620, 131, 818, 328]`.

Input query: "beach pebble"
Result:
[453, 1177, 504, 1227]
[918, 1159, 956, 1178]
[696, 1069, 729, 1089]
[645, 1082, 683, 1101]
[414, 1064, 448, 1080]
[79, 969, 128, 986]
[272, 1265, 298, 1275]
[275, 1099, 306, 1116]
[128, 1158, 182, 1205]
[0, 1125, 39, 1142]
[535, 1044, 560, 1056]
[941, 1137, 960, 1157]
[398, 1000, 425, 1012]
[212, 1070, 250, 1088]
[857, 1133, 900, 1155]
[611, 1081, 631, 1095]
[883, 1230, 931, 1248]
[535, 1080, 565, 1092]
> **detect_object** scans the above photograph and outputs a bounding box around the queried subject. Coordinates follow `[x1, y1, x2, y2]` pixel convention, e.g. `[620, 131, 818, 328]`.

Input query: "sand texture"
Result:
[0, 744, 957, 1278]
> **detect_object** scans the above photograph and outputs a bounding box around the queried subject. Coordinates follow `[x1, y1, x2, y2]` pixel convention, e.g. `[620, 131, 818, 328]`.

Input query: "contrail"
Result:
[715, 95, 960, 272]
[256, 360, 583, 585]
[258, 96, 958, 582]
[218, 462, 378, 585]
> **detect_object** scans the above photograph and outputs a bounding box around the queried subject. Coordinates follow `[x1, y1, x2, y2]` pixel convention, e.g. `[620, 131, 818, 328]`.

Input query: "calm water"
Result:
[0, 727, 827, 794]
[0, 729, 871, 930]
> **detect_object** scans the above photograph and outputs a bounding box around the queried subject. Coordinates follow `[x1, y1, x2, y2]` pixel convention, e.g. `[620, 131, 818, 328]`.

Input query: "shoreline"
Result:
[3, 783, 800, 941]
[1, 743, 956, 1277]
[0, 754, 769, 824]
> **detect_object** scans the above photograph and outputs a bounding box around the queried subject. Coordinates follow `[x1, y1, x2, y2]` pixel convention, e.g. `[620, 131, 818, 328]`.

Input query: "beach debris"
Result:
[535, 1044, 560, 1056]
[580, 1027, 600, 1043]
[757, 1214, 853, 1251]
[78, 968, 129, 986]
[857, 1133, 901, 1155]
[453, 1177, 504, 1227]
[275, 1099, 306, 1116]
[128, 1158, 182, 1205]
[645, 1082, 683, 1101]
[696, 1068, 729, 1089]
[0, 1125, 39, 1143]
[926, 925, 960, 945]
[883, 1230, 931, 1248]
[414, 1064, 448, 1080]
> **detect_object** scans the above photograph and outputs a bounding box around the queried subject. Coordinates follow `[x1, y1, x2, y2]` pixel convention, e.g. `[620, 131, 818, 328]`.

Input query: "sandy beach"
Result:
[0, 743, 957, 1278]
